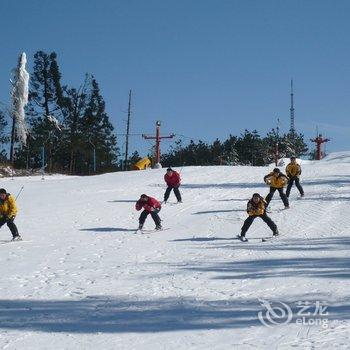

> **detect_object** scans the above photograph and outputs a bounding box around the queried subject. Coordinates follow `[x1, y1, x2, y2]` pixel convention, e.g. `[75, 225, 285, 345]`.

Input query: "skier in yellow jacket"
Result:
[264, 168, 289, 209]
[237, 193, 278, 242]
[285, 157, 304, 198]
[0, 188, 21, 240]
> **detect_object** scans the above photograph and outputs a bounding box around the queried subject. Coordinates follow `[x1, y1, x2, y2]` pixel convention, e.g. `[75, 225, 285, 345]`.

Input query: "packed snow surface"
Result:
[1, 152, 350, 349]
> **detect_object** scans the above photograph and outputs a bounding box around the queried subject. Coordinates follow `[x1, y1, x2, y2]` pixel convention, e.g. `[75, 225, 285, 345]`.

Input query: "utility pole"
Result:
[142, 121, 174, 168]
[124, 90, 132, 171]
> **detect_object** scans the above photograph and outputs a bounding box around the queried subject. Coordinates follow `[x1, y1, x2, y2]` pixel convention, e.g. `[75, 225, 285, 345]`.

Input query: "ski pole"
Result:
[178, 162, 186, 175]
[15, 186, 24, 200]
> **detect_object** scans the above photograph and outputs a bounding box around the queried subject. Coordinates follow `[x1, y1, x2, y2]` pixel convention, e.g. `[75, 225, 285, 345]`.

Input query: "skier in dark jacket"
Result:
[237, 193, 278, 242]
[285, 157, 304, 198]
[264, 168, 289, 209]
[135, 194, 162, 230]
[164, 168, 182, 203]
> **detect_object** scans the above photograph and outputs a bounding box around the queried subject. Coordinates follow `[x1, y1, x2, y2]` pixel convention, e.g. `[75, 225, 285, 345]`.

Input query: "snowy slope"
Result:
[0, 153, 350, 349]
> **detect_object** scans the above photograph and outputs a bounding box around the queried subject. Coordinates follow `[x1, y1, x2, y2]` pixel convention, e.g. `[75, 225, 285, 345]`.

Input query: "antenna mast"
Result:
[290, 79, 295, 133]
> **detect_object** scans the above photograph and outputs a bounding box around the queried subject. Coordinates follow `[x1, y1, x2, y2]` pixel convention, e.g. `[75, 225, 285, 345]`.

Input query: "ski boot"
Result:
[12, 235, 22, 241]
[237, 234, 248, 242]
[273, 230, 279, 237]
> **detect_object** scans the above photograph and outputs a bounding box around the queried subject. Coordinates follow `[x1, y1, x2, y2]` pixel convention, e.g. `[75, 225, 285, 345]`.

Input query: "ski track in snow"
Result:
[0, 153, 349, 349]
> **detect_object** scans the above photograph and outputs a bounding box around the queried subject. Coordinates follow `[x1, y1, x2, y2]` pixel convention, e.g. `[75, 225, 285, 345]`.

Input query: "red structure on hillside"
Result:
[310, 134, 330, 160]
[142, 121, 174, 168]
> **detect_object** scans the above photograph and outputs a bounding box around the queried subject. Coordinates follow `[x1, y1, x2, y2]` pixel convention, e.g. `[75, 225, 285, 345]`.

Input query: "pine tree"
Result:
[21, 51, 64, 171]
[28, 51, 63, 117]
[282, 131, 308, 158]
[211, 139, 224, 164]
[222, 135, 239, 165]
[60, 77, 89, 174]
[236, 130, 265, 165]
[161, 139, 185, 167]
[76, 76, 118, 174]
[263, 128, 284, 164]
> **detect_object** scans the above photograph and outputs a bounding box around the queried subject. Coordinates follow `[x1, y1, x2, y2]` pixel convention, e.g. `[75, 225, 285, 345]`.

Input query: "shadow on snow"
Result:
[192, 209, 245, 215]
[0, 296, 348, 333]
[171, 237, 233, 242]
[170, 236, 350, 280]
[80, 227, 136, 233]
[181, 182, 265, 189]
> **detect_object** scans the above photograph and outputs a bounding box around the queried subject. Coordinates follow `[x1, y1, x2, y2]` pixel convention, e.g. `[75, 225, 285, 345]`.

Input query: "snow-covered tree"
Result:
[10, 52, 29, 161]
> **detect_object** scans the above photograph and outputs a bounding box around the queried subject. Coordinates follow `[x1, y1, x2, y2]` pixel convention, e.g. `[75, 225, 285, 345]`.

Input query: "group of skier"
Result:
[135, 167, 182, 231]
[134, 157, 304, 241]
[0, 157, 304, 242]
[238, 156, 304, 242]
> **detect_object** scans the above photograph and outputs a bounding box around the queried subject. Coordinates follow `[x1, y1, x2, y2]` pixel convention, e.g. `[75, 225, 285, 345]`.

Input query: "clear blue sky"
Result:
[1, 0, 349, 158]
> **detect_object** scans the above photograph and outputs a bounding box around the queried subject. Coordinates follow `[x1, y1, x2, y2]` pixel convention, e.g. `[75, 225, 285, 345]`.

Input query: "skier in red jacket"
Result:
[135, 194, 162, 230]
[164, 168, 182, 203]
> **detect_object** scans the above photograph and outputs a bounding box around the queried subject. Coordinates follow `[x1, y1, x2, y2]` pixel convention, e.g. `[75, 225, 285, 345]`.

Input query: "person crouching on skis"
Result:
[237, 193, 278, 242]
[135, 194, 162, 230]
[264, 168, 289, 209]
[0, 188, 21, 241]
[286, 156, 304, 198]
[164, 167, 182, 203]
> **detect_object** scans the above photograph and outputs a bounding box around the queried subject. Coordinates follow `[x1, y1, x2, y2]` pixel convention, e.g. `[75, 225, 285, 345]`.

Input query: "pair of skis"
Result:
[266, 207, 290, 214]
[0, 238, 27, 244]
[236, 234, 279, 243]
[134, 227, 169, 234]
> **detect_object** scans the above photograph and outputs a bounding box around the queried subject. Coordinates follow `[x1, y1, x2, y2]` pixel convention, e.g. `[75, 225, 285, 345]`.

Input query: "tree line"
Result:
[1, 51, 118, 175]
[0, 51, 310, 174]
[158, 129, 308, 167]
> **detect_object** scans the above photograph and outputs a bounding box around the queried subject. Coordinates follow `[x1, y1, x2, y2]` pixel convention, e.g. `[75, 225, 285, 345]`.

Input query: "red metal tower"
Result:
[310, 134, 330, 160]
[142, 121, 174, 167]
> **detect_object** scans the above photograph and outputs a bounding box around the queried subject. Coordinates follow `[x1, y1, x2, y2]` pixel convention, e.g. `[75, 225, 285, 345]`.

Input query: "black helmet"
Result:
[140, 194, 148, 199]
[166, 167, 173, 172]
[0, 188, 6, 194]
[273, 168, 280, 173]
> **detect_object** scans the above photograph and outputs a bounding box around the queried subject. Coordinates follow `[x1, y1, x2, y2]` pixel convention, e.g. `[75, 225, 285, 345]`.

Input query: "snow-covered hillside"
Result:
[1, 152, 350, 349]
